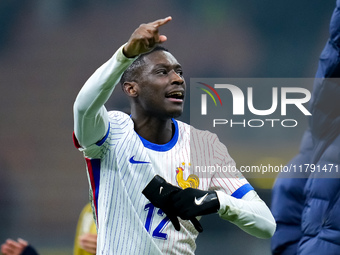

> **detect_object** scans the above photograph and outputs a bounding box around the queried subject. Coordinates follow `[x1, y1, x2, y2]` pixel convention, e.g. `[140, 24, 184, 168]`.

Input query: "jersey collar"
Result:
[136, 118, 179, 152]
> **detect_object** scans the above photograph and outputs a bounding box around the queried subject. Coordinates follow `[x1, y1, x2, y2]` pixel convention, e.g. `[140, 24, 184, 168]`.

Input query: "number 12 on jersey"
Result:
[144, 203, 170, 240]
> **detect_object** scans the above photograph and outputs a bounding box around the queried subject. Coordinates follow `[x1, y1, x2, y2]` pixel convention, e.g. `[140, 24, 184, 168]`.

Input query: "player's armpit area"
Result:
[73, 132, 82, 149]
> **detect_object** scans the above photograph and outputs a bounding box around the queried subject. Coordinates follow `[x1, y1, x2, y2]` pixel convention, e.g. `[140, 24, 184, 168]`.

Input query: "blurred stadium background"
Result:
[0, 0, 336, 254]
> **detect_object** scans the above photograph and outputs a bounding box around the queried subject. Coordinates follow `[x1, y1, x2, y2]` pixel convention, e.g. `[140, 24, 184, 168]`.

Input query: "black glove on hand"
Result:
[171, 188, 220, 220]
[22, 245, 39, 255]
[142, 175, 203, 232]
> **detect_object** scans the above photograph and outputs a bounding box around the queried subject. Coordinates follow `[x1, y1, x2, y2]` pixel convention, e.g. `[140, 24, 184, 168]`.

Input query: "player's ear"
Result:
[123, 81, 138, 97]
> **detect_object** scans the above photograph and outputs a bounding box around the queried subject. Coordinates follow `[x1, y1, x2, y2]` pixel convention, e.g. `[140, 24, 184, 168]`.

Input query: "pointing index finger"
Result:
[151, 16, 172, 28]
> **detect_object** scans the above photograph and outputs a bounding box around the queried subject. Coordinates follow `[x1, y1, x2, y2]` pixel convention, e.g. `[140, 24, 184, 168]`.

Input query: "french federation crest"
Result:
[175, 163, 199, 189]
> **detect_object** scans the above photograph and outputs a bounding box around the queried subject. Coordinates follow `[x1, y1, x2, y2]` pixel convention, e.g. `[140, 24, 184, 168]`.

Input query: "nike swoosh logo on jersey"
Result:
[129, 156, 150, 164]
[194, 193, 208, 205]
[159, 186, 163, 194]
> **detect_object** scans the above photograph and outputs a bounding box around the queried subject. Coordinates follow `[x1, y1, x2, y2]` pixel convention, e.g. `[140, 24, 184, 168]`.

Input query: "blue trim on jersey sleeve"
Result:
[231, 183, 254, 199]
[137, 119, 179, 152]
[92, 159, 101, 207]
[96, 122, 110, 146]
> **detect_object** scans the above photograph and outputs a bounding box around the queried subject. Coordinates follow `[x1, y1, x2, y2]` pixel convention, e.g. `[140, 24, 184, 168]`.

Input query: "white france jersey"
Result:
[75, 110, 253, 255]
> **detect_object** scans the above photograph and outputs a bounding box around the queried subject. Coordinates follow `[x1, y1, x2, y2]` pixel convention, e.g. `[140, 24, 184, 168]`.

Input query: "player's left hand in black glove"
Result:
[142, 175, 203, 232]
[142, 175, 182, 231]
[171, 188, 220, 220]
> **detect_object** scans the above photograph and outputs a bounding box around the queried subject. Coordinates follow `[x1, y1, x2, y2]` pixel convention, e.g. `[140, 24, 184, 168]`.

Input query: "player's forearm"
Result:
[73, 44, 137, 147]
[216, 190, 276, 239]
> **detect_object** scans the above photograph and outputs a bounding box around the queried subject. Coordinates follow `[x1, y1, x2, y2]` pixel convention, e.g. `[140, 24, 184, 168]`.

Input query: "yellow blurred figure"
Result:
[74, 203, 97, 255]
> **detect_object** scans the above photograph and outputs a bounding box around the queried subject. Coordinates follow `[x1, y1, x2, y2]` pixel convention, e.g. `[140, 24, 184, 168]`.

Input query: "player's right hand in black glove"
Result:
[142, 175, 203, 232]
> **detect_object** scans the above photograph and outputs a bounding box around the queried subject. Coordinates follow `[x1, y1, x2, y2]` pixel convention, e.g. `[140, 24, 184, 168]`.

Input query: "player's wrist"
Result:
[122, 46, 134, 58]
[122, 42, 139, 58]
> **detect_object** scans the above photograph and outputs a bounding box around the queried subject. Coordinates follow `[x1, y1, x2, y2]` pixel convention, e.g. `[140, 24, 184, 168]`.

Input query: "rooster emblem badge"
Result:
[176, 166, 200, 189]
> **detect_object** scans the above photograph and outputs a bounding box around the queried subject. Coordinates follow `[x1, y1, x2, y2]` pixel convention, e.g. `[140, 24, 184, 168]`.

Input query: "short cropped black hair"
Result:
[120, 46, 169, 85]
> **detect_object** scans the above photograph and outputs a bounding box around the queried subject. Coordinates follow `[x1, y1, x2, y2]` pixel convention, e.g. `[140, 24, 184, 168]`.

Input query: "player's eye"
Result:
[156, 69, 167, 75]
[176, 69, 183, 76]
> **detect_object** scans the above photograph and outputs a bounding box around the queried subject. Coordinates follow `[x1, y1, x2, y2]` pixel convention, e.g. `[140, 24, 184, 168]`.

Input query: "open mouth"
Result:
[165, 91, 184, 100]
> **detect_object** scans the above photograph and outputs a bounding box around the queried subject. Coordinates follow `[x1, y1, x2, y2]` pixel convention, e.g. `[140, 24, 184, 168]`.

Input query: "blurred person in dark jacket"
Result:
[271, 1, 340, 254]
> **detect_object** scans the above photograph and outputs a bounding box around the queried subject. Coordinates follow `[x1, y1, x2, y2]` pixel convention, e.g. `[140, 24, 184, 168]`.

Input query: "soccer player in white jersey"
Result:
[73, 16, 276, 255]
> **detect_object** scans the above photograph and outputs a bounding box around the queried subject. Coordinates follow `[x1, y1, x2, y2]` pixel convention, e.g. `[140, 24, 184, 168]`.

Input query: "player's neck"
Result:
[131, 115, 174, 144]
